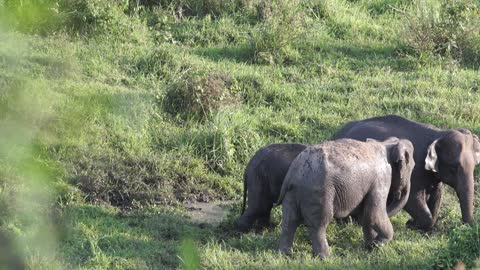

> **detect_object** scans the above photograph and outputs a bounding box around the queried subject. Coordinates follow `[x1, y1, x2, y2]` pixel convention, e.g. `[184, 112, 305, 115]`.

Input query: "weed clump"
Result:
[249, 0, 306, 65]
[135, 45, 183, 80]
[163, 71, 240, 120]
[403, 0, 480, 66]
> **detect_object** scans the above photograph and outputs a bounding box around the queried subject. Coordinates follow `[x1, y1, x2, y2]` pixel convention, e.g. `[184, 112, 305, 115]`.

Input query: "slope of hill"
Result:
[0, 0, 479, 269]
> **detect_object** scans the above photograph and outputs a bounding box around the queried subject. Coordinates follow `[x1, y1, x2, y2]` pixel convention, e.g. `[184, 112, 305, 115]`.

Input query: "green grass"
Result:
[0, 0, 480, 269]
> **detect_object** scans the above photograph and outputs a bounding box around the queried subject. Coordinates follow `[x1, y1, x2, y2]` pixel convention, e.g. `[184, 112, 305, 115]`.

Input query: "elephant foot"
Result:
[312, 249, 330, 260]
[366, 239, 388, 250]
[255, 222, 271, 231]
[406, 219, 434, 232]
[234, 220, 253, 232]
[278, 248, 292, 257]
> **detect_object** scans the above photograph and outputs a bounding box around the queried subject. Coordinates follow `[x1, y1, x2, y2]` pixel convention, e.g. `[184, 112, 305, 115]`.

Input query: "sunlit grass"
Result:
[0, 0, 479, 269]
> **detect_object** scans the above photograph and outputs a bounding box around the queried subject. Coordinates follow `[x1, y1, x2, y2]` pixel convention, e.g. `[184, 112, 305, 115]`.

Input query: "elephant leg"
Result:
[304, 199, 332, 259]
[235, 210, 257, 232]
[363, 195, 392, 248]
[426, 182, 443, 226]
[372, 213, 393, 247]
[236, 184, 272, 231]
[309, 224, 330, 259]
[404, 190, 434, 231]
[362, 226, 378, 248]
[257, 209, 273, 229]
[278, 196, 299, 256]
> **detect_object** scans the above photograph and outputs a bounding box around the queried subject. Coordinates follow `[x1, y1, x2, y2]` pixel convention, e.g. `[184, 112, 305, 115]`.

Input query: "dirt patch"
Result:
[185, 200, 236, 225]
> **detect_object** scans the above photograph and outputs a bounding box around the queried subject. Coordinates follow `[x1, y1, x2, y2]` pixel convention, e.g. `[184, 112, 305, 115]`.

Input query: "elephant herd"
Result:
[235, 115, 480, 258]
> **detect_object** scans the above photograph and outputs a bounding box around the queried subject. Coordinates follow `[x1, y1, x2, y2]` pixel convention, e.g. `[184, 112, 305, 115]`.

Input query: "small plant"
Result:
[163, 71, 240, 120]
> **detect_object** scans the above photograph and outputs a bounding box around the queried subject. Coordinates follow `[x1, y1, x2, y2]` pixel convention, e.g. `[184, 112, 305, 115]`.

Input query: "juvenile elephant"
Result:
[276, 138, 415, 258]
[334, 115, 480, 231]
[235, 143, 307, 232]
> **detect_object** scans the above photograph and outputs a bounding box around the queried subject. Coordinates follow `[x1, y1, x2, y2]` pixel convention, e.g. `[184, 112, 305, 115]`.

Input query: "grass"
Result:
[0, 0, 479, 269]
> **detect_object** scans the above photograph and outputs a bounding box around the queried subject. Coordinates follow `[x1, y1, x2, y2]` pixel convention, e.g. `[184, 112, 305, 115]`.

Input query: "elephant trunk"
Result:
[387, 178, 411, 217]
[456, 174, 474, 225]
[387, 160, 412, 217]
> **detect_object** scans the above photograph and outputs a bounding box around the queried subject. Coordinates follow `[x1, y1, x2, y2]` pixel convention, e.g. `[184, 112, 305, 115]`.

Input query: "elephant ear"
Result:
[473, 134, 480, 165]
[425, 139, 439, 172]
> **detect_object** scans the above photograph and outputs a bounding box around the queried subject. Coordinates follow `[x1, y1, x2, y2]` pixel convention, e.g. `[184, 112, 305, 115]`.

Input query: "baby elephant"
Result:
[276, 138, 415, 258]
[235, 143, 307, 232]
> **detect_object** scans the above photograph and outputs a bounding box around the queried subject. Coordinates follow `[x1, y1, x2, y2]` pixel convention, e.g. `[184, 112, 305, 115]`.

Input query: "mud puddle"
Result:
[185, 200, 236, 225]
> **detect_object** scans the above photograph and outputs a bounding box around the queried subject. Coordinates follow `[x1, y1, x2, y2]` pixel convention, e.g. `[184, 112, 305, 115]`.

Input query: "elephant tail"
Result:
[275, 174, 290, 207]
[241, 172, 247, 215]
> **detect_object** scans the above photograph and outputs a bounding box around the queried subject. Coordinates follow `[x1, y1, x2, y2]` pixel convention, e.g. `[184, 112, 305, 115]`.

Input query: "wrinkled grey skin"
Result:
[276, 138, 415, 258]
[235, 143, 307, 232]
[334, 115, 480, 231]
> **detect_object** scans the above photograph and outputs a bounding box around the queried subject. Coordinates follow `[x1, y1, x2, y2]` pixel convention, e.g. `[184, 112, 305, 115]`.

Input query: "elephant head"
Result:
[425, 129, 480, 224]
[368, 138, 415, 216]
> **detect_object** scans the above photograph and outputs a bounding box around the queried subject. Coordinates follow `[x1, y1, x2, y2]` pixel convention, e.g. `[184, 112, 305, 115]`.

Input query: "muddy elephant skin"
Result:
[276, 138, 415, 258]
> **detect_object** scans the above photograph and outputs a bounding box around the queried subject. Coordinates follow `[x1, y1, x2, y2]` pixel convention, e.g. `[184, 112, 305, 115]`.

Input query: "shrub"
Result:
[58, 0, 149, 38]
[135, 45, 182, 81]
[186, 116, 263, 175]
[403, 0, 480, 65]
[249, 0, 306, 65]
[163, 71, 240, 120]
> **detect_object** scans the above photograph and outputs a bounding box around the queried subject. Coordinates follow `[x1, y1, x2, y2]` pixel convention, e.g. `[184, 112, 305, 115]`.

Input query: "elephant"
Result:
[334, 115, 480, 231]
[276, 138, 415, 258]
[235, 143, 307, 232]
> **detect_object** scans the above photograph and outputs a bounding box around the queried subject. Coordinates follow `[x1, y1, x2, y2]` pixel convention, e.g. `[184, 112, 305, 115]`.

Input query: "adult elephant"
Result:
[334, 115, 480, 231]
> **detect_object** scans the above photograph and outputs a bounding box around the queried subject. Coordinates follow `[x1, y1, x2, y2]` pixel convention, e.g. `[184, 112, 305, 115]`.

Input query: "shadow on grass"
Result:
[310, 42, 417, 72]
[193, 45, 254, 64]
[59, 202, 468, 269]
[60, 205, 199, 269]
[193, 41, 417, 73]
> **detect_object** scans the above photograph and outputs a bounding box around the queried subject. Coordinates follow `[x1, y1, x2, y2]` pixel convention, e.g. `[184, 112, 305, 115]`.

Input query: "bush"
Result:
[135, 45, 183, 80]
[249, 0, 306, 65]
[403, 0, 480, 65]
[186, 116, 264, 175]
[163, 70, 240, 120]
[59, 0, 150, 39]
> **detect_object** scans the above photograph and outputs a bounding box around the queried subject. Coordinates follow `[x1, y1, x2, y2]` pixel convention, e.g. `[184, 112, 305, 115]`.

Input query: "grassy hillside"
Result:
[0, 0, 480, 269]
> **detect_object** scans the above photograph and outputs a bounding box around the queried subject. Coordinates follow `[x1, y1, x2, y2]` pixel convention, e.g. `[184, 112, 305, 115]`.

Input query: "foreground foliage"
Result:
[0, 0, 479, 269]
